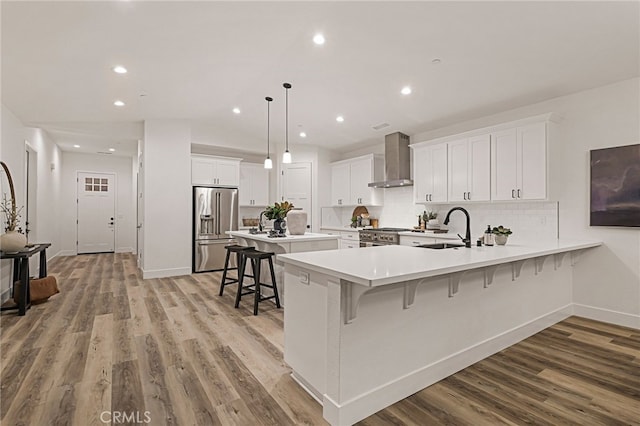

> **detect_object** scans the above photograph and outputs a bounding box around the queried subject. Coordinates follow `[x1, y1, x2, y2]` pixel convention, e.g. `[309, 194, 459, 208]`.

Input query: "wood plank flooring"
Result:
[1, 253, 638, 425]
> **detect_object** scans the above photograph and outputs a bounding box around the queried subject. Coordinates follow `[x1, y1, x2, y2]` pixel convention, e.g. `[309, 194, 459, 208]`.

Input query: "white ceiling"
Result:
[2, 1, 639, 158]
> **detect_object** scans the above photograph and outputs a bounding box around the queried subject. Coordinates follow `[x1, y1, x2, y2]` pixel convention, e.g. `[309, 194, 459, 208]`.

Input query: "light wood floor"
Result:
[1, 253, 638, 425]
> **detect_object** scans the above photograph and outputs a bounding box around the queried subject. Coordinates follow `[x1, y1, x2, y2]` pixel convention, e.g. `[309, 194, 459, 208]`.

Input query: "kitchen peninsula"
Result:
[226, 230, 339, 300]
[279, 240, 601, 426]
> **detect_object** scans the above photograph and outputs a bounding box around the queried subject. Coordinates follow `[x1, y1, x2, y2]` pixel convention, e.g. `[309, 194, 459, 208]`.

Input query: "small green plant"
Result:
[492, 226, 513, 236]
[427, 211, 438, 220]
[263, 201, 295, 220]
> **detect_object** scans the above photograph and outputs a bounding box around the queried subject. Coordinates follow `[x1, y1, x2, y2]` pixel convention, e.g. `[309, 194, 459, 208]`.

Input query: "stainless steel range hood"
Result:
[368, 132, 413, 188]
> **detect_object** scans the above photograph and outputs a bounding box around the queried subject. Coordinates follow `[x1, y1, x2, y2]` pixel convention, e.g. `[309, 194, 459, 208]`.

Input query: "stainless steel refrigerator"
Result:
[193, 186, 238, 272]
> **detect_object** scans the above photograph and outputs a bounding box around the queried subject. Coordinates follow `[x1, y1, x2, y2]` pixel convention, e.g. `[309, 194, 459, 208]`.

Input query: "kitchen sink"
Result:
[417, 242, 465, 249]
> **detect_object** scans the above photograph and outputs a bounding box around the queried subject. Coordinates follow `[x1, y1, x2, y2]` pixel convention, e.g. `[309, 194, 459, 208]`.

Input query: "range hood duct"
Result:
[368, 132, 413, 188]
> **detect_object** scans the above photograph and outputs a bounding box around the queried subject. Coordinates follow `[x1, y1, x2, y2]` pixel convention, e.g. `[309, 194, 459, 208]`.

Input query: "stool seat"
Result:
[219, 245, 256, 296]
[235, 249, 281, 315]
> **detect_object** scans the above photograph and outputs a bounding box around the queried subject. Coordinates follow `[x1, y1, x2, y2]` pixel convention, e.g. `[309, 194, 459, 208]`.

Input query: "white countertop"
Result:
[228, 230, 339, 243]
[320, 226, 367, 232]
[278, 240, 601, 287]
[398, 230, 458, 240]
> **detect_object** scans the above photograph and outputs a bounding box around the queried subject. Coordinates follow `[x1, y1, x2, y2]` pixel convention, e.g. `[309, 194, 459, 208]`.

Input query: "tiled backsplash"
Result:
[322, 186, 559, 242]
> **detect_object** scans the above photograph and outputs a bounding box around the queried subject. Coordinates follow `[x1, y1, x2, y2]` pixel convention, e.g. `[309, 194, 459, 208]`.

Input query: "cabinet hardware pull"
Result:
[517, 189, 521, 198]
[467, 192, 471, 200]
[426, 194, 428, 201]
[511, 189, 516, 199]
[429, 194, 432, 201]
[463, 192, 467, 200]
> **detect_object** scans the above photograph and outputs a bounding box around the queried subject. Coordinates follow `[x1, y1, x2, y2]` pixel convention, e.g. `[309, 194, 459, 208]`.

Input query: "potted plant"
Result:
[492, 226, 513, 245]
[264, 201, 295, 233]
[0, 161, 26, 252]
[425, 211, 439, 230]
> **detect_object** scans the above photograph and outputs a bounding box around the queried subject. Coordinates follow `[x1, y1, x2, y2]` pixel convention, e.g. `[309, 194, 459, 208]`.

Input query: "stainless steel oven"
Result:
[359, 228, 411, 247]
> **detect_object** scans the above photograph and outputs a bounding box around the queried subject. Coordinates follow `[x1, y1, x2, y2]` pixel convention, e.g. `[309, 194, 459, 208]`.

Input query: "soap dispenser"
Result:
[484, 225, 494, 246]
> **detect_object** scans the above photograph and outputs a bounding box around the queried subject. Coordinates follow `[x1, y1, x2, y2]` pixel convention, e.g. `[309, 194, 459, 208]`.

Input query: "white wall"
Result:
[411, 78, 640, 327]
[142, 120, 191, 278]
[60, 152, 135, 254]
[1, 105, 63, 302]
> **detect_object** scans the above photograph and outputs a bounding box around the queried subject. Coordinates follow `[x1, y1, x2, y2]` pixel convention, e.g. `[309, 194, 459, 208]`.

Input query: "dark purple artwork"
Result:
[590, 144, 640, 227]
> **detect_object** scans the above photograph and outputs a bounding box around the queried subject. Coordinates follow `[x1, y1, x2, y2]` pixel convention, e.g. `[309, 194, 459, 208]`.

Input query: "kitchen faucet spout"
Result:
[258, 210, 267, 232]
[443, 207, 472, 248]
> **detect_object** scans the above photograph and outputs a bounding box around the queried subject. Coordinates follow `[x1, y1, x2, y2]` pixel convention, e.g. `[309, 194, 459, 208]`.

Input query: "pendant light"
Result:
[264, 96, 273, 169]
[282, 82, 292, 164]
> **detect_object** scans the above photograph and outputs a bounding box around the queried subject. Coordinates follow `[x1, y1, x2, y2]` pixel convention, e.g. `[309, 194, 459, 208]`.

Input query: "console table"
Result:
[0, 243, 51, 316]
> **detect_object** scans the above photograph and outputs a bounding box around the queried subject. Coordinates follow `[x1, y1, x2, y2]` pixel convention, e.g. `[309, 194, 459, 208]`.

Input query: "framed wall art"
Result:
[590, 143, 640, 227]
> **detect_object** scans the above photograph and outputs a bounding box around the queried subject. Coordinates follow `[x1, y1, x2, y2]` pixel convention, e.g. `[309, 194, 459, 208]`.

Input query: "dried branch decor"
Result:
[0, 161, 22, 232]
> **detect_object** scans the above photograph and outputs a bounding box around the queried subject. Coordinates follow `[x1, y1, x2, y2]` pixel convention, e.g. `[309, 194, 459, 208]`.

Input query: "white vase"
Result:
[287, 209, 308, 235]
[495, 234, 509, 245]
[1, 230, 27, 252]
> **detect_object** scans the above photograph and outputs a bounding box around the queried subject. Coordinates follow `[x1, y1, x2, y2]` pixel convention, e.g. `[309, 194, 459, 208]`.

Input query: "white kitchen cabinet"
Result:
[491, 122, 546, 200]
[330, 163, 350, 206]
[447, 134, 491, 202]
[399, 234, 462, 247]
[239, 163, 270, 207]
[329, 154, 383, 206]
[412, 143, 448, 204]
[191, 155, 241, 187]
[320, 228, 361, 249]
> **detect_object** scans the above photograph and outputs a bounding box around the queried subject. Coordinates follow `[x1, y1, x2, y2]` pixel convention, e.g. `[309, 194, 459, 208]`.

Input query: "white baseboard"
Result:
[142, 267, 191, 279]
[572, 303, 640, 330]
[57, 250, 77, 256]
[116, 247, 135, 254]
[323, 304, 573, 426]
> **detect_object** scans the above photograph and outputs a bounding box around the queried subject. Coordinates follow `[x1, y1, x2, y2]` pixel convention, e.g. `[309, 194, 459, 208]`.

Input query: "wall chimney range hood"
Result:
[368, 132, 413, 188]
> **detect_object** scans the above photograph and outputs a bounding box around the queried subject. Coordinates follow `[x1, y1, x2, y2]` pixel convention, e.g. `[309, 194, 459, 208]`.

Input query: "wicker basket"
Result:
[242, 218, 259, 227]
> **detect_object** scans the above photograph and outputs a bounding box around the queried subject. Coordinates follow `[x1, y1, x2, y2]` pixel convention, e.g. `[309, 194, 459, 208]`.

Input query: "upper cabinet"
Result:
[413, 115, 550, 204]
[491, 122, 546, 200]
[447, 134, 491, 202]
[191, 155, 241, 187]
[239, 163, 270, 207]
[412, 143, 448, 203]
[329, 154, 383, 206]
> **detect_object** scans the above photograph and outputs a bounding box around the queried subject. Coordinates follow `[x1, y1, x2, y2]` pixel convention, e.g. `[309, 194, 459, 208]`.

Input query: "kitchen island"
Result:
[278, 240, 601, 426]
[226, 230, 339, 301]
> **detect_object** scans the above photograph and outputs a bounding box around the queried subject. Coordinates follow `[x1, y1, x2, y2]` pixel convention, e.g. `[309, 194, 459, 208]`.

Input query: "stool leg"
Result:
[234, 255, 247, 308]
[219, 248, 233, 296]
[268, 256, 281, 308]
[253, 258, 261, 316]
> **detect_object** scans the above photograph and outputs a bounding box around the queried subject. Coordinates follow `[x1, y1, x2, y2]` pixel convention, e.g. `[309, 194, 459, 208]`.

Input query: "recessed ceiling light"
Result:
[114, 100, 125, 107]
[299, 132, 307, 138]
[109, 148, 116, 152]
[432, 58, 442, 64]
[232, 107, 241, 114]
[73, 144, 80, 148]
[313, 33, 325, 45]
[336, 116, 344, 123]
[113, 65, 127, 74]
[401, 86, 412, 95]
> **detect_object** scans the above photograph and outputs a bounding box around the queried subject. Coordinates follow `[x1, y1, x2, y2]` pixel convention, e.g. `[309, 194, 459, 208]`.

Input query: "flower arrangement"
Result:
[491, 226, 513, 236]
[263, 201, 295, 220]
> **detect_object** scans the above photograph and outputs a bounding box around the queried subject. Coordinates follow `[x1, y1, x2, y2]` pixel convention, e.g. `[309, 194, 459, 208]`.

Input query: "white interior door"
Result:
[77, 172, 116, 254]
[281, 162, 312, 230]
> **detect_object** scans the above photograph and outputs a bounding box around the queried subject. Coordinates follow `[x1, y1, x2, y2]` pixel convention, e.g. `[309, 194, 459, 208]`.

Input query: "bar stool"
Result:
[234, 250, 281, 315]
[219, 245, 255, 296]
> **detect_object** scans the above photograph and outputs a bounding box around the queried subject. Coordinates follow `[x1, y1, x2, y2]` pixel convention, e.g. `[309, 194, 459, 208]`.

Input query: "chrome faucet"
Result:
[258, 210, 267, 232]
[443, 207, 472, 248]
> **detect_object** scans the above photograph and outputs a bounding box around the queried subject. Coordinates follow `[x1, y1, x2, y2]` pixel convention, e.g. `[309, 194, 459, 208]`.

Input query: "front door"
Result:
[77, 172, 116, 254]
[281, 162, 312, 230]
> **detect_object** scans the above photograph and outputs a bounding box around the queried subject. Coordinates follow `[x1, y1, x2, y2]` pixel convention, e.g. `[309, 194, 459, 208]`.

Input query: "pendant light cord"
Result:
[283, 83, 292, 153]
[265, 96, 273, 158]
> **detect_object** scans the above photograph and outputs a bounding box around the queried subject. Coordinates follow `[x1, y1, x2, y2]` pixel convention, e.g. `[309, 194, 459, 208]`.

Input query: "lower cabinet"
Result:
[399, 235, 460, 247]
[320, 229, 360, 249]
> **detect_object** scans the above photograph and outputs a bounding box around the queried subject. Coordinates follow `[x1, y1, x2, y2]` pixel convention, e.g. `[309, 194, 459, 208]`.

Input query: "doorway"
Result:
[77, 172, 116, 254]
[280, 162, 312, 230]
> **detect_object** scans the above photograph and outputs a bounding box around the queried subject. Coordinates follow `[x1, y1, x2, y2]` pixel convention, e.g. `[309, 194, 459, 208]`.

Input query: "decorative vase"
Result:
[287, 209, 308, 235]
[495, 234, 509, 245]
[273, 218, 287, 234]
[1, 231, 27, 252]
[426, 219, 440, 230]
